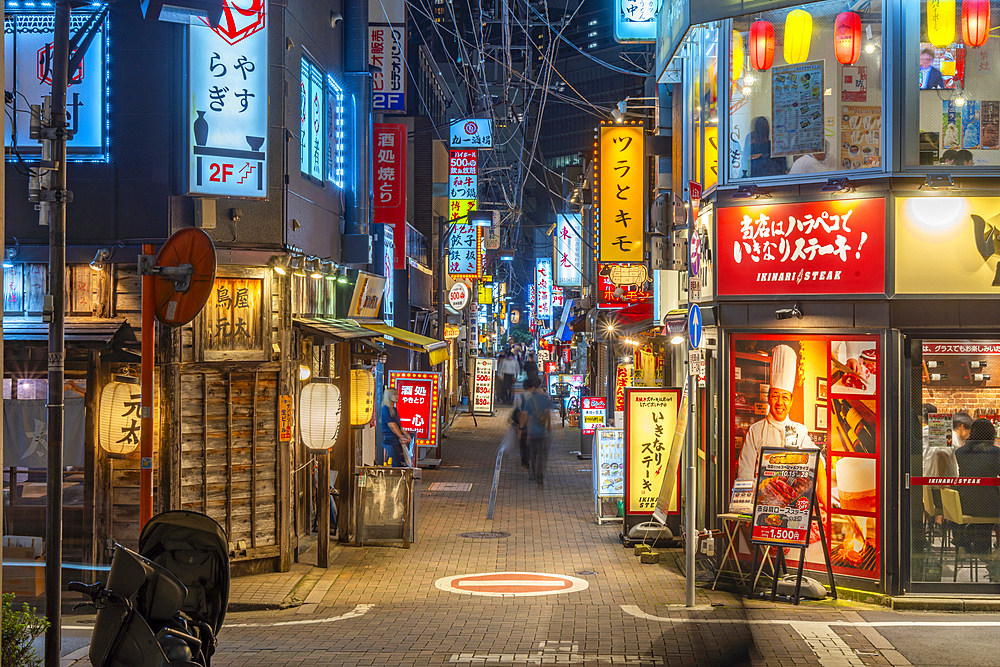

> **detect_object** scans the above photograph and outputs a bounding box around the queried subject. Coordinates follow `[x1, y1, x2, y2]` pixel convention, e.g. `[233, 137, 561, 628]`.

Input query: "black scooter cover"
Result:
[138, 511, 230, 636]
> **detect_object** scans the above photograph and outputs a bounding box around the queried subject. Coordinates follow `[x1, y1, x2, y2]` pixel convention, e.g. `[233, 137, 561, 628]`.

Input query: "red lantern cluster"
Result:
[963, 0, 991, 47]
[749, 20, 775, 70]
[834, 12, 862, 64]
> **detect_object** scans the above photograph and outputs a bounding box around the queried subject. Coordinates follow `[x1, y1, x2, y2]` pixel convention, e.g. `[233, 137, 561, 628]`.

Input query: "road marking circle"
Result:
[436, 571, 589, 597]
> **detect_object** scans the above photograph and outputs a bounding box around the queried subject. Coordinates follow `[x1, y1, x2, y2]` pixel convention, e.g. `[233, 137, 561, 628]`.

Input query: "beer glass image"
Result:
[835, 457, 877, 513]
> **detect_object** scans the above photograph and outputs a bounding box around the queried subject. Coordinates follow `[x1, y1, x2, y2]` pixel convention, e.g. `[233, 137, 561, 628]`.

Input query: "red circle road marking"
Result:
[435, 571, 590, 597]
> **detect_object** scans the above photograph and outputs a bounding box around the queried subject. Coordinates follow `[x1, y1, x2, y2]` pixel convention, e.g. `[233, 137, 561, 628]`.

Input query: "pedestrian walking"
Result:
[512, 381, 532, 469]
[523, 353, 540, 384]
[499, 352, 519, 404]
[522, 377, 552, 486]
[380, 387, 412, 467]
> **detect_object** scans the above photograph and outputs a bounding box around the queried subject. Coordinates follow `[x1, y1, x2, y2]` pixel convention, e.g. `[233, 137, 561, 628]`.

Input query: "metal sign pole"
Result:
[685, 341, 696, 607]
[140, 243, 155, 527]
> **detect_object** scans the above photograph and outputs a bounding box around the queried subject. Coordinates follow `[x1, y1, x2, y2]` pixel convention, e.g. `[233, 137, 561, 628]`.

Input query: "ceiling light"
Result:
[309, 258, 323, 279]
[337, 268, 350, 284]
[268, 255, 288, 275]
[670, 334, 684, 345]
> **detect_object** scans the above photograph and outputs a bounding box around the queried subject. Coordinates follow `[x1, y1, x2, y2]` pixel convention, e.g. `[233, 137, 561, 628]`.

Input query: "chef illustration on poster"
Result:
[736, 345, 822, 485]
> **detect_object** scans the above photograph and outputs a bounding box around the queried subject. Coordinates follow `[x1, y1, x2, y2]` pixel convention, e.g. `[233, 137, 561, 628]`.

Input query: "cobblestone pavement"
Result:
[196, 409, 909, 667]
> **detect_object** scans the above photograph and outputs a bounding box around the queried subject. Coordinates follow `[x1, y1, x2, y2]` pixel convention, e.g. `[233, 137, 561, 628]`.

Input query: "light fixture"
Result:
[821, 177, 855, 193]
[955, 94, 968, 107]
[864, 42, 877, 54]
[291, 256, 306, 276]
[928, 0, 957, 46]
[299, 378, 342, 450]
[784, 9, 813, 64]
[336, 268, 350, 284]
[323, 261, 337, 280]
[964, 0, 990, 46]
[749, 20, 775, 70]
[3, 240, 18, 269]
[921, 173, 955, 190]
[741, 85, 752, 96]
[350, 369, 376, 426]
[775, 303, 803, 320]
[732, 184, 769, 200]
[89, 248, 112, 272]
[299, 364, 312, 381]
[834, 11, 862, 65]
[139, 0, 222, 28]
[499, 248, 514, 261]
[308, 258, 323, 279]
[98, 374, 142, 455]
[268, 255, 289, 275]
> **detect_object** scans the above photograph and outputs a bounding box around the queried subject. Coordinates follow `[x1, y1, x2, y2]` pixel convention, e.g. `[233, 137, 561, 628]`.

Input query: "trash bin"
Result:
[355, 466, 419, 547]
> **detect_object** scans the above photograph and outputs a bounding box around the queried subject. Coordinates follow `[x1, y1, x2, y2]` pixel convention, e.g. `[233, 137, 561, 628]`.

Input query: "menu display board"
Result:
[751, 447, 820, 548]
[624, 388, 681, 515]
[472, 358, 495, 415]
[840, 105, 881, 169]
[729, 479, 754, 516]
[771, 60, 825, 157]
[581, 397, 607, 435]
[594, 428, 624, 498]
[729, 334, 882, 579]
[388, 371, 441, 451]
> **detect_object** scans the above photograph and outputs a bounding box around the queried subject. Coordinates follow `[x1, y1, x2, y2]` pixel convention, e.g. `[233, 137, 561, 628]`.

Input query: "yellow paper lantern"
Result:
[300, 379, 341, 450]
[783, 9, 813, 64]
[350, 370, 375, 426]
[99, 376, 142, 454]
[928, 0, 957, 46]
[732, 30, 745, 82]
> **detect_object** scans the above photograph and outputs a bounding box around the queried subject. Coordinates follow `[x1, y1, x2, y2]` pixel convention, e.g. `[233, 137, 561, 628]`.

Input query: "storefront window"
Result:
[911, 339, 1000, 587]
[909, 0, 1000, 166]
[691, 23, 720, 190]
[728, 0, 884, 180]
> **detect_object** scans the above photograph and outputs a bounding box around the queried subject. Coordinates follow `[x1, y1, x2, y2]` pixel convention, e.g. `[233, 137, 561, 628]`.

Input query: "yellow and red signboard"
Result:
[624, 388, 681, 514]
[614, 363, 634, 413]
[388, 371, 441, 451]
[596, 122, 645, 264]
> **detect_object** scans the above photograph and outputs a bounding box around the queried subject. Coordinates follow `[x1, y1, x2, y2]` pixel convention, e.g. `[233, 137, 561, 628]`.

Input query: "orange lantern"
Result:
[835, 12, 862, 64]
[749, 20, 775, 71]
[963, 0, 991, 46]
[783, 9, 813, 63]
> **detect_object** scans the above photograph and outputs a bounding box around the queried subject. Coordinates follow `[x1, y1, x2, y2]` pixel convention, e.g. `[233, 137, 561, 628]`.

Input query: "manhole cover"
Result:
[458, 531, 510, 539]
[576, 571, 597, 576]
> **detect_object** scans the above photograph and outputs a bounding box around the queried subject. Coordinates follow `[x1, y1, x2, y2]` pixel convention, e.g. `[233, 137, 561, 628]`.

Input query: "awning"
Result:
[4, 317, 134, 348]
[610, 300, 653, 325]
[293, 317, 376, 342]
[356, 322, 450, 366]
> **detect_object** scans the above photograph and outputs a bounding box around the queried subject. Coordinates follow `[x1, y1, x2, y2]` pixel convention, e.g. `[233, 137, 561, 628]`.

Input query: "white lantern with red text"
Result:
[300, 379, 342, 450]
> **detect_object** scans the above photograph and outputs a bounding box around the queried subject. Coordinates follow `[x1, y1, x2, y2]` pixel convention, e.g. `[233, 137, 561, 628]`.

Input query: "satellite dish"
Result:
[151, 227, 217, 327]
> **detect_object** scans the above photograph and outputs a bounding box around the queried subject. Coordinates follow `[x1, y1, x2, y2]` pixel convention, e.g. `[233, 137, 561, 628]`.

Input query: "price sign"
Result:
[750, 447, 820, 548]
[581, 396, 607, 435]
[472, 357, 495, 415]
[388, 371, 441, 450]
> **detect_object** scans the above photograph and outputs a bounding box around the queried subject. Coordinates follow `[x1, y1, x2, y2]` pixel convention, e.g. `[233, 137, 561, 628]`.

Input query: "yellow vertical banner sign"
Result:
[653, 383, 688, 522]
[597, 123, 646, 263]
[624, 388, 681, 515]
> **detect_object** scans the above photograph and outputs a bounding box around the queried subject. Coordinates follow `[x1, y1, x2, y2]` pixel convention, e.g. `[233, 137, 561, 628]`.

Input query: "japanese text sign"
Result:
[581, 396, 607, 435]
[624, 388, 680, 514]
[449, 149, 481, 279]
[551, 286, 564, 309]
[614, 0, 658, 43]
[614, 363, 634, 413]
[598, 124, 646, 263]
[369, 24, 406, 112]
[348, 272, 387, 319]
[472, 358, 495, 415]
[188, 0, 268, 197]
[555, 214, 583, 286]
[279, 395, 293, 441]
[536, 258, 552, 322]
[373, 123, 407, 269]
[388, 371, 440, 449]
[301, 57, 325, 180]
[450, 118, 493, 148]
[716, 198, 886, 296]
[595, 428, 624, 498]
[205, 277, 264, 352]
[598, 263, 652, 308]
[5, 10, 107, 157]
[750, 448, 820, 548]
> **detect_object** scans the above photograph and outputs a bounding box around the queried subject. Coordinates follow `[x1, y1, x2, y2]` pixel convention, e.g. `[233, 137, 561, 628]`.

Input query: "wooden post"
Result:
[277, 269, 293, 571]
[316, 448, 330, 568]
[140, 243, 155, 528]
[162, 325, 182, 511]
[335, 341, 352, 544]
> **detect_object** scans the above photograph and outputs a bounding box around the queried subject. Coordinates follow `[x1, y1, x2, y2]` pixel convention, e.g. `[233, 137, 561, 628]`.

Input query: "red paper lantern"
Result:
[834, 12, 862, 64]
[963, 0, 991, 47]
[749, 20, 775, 71]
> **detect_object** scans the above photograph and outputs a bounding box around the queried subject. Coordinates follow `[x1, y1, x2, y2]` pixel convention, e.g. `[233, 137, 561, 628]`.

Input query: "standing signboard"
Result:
[581, 396, 607, 435]
[388, 371, 441, 458]
[594, 428, 624, 524]
[472, 357, 495, 415]
[623, 387, 681, 536]
[188, 0, 268, 198]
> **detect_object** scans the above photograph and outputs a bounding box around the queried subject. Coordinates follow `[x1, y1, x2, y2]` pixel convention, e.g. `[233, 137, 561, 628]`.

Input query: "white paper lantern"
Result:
[300, 379, 341, 450]
[99, 376, 142, 454]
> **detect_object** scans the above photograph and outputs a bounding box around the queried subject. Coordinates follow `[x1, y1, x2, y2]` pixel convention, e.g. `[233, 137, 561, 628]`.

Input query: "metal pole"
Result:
[685, 358, 696, 607]
[345, 0, 370, 238]
[437, 216, 446, 342]
[44, 2, 70, 663]
[140, 243, 155, 527]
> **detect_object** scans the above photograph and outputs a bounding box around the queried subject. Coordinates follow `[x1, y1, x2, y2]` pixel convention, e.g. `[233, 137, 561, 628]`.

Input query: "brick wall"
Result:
[923, 387, 1000, 416]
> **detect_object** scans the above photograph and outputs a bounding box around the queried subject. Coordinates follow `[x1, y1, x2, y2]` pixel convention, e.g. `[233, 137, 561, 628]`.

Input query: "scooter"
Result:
[69, 511, 229, 667]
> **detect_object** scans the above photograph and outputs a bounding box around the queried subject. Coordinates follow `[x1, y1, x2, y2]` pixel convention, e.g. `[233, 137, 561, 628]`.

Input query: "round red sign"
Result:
[448, 282, 470, 310]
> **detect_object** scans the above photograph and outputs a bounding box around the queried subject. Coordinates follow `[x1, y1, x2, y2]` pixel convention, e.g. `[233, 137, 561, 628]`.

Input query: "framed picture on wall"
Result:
[817, 377, 828, 400]
[816, 405, 828, 430]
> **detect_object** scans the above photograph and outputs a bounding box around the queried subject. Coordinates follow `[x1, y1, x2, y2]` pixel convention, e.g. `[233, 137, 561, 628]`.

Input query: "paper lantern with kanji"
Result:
[749, 21, 775, 70]
[784, 9, 813, 64]
[732, 30, 745, 82]
[99, 376, 142, 454]
[350, 369, 375, 426]
[835, 12, 862, 64]
[928, 0, 957, 46]
[300, 379, 341, 450]
[963, 0, 991, 46]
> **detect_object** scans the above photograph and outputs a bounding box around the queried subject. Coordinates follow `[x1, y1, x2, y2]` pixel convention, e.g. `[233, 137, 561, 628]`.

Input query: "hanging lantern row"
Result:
[784, 9, 813, 64]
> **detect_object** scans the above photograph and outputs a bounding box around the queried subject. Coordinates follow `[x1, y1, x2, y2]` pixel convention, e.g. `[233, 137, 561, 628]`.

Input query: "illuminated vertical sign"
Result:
[596, 123, 645, 263]
[555, 213, 583, 286]
[188, 0, 268, 197]
[448, 149, 481, 279]
[527, 281, 536, 333]
[614, 0, 659, 43]
[374, 123, 407, 269]
[383, 224, 394, 327]
[300, 57, 324, 180]
[326, 75, 346, 187]
[536, 258, 552, 323]
[369, 24, 406, 112]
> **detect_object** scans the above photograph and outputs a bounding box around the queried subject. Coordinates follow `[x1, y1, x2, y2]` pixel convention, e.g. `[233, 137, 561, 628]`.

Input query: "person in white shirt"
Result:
[736, 344, 829, 507]
[499, 353, 520, 404]
[788, 141, 837, 174]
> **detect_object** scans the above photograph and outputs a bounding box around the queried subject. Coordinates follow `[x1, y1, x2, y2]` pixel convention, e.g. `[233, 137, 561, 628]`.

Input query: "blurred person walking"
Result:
[523, 377, 552, 486]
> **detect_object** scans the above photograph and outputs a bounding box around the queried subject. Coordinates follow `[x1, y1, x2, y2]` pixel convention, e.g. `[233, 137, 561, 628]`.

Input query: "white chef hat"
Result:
[770, 344, 798, 393]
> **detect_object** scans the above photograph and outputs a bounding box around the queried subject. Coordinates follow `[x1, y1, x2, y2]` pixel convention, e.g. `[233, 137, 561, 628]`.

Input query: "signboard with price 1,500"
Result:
[472, 358, 496, 415]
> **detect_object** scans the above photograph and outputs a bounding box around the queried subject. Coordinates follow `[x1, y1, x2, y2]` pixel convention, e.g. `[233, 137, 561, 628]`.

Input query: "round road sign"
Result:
[448, 282, 470, 310]
[152, 227, 217, 327]
[435, 571, 590, 597]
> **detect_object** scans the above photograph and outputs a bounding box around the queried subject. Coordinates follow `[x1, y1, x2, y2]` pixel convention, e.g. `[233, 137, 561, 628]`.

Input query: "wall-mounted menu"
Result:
[772, 60, 825, 157]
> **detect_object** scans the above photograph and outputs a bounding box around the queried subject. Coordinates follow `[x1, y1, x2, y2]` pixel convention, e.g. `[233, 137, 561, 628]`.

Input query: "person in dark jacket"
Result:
[954, 418, 1000, 554]
[746, 116, 788, 177]
[523, 353, 540, 383]
[920, 49, 946, 90]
